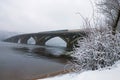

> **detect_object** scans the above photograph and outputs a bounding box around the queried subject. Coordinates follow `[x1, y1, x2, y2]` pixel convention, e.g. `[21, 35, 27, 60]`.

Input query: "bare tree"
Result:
[70, 0, 120, 73]
[98, 0, 120, 35]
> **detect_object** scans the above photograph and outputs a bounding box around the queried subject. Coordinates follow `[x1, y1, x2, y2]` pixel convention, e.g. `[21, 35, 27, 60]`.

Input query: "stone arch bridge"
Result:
[4, 30, 87, 49]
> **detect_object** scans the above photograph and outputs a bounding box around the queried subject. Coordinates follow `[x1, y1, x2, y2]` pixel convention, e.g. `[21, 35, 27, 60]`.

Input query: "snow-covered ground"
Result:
[38, 60, 120, 80]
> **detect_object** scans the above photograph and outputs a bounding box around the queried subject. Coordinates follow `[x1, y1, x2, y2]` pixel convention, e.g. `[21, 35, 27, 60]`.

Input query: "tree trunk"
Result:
[112, 10, 120, 35]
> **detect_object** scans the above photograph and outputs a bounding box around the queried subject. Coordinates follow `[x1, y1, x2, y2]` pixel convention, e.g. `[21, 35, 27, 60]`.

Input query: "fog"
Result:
[0, 0, 94, 33]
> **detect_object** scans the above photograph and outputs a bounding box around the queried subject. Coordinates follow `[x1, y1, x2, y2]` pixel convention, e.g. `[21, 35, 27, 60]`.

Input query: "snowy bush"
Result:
[71, 27, 120, 72]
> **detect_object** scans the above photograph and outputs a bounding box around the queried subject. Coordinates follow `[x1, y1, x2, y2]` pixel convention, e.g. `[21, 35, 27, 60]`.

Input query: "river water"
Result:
[0, 41, 70, 80]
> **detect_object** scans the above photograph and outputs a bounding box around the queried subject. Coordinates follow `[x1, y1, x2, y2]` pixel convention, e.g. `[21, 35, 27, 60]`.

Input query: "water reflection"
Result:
[12, 46, 71, 64]
[0, 42, 71, 80]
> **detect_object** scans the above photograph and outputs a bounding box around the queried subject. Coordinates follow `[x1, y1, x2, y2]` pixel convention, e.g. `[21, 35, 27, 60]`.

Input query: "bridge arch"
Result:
[27, 37, 36, 45]
[18, 39, 21, 43]
[45, 36, 67, 47]
[18, 36, 36, 45]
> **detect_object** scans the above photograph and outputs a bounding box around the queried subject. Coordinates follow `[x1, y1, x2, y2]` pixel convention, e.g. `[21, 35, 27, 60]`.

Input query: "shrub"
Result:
[71, 27, 120, 72]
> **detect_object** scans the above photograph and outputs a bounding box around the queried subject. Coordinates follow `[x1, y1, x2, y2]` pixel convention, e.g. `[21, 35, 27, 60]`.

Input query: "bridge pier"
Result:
[35, 41, 45, 45]
[20, 39, 27, 44]
[67, 44, 73, 50]
[20, 36, 30, 44]
[34, 36, 46, 45]
[65, 36, 79, 50]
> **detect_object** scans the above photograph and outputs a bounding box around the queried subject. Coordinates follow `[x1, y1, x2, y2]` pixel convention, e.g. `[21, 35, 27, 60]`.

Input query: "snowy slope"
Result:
[38, 60, 120, 80]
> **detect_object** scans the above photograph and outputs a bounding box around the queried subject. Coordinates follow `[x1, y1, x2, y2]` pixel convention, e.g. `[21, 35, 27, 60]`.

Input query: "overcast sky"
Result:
[0, 0, 94, 33]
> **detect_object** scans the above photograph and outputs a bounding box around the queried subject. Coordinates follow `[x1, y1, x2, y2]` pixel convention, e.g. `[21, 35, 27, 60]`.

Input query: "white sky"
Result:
[0, 0, 94, 33]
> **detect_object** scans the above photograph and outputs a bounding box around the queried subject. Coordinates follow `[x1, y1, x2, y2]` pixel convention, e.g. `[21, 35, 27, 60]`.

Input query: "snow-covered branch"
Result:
[71, 27, 120, 72]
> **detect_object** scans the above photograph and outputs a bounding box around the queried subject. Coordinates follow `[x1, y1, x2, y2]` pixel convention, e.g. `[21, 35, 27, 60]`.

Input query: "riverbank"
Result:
[37, 60, 120, 80]
[33, 69, 73, 80]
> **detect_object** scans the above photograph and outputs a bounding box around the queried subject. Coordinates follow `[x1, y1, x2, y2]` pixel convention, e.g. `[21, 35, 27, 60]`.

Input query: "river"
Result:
[0, 41, 71, 80]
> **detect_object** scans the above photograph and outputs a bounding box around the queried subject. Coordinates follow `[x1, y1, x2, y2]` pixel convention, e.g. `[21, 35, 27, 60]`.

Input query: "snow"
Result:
[38, 60, 120, 80]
